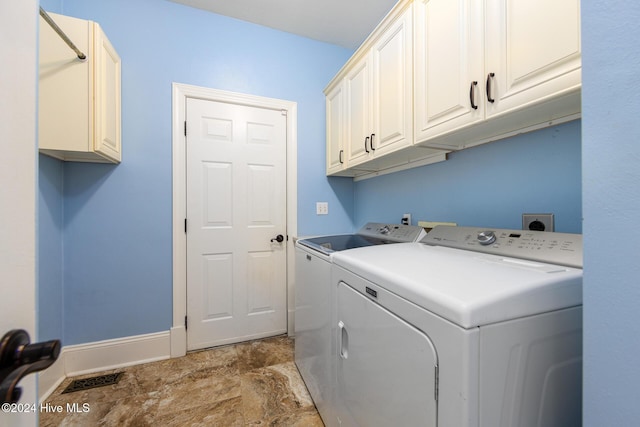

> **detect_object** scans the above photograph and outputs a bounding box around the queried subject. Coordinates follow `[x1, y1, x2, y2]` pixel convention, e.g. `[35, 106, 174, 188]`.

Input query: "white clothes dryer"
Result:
[331, 226, 583, 427]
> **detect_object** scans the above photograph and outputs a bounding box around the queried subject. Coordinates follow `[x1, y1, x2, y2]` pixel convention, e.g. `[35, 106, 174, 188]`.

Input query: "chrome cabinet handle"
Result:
[470, 81, 478, 109]
[486, 72, 495, 103]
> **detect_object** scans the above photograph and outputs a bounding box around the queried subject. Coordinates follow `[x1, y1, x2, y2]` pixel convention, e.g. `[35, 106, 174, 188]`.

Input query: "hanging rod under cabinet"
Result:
[39, 7, 87, 60]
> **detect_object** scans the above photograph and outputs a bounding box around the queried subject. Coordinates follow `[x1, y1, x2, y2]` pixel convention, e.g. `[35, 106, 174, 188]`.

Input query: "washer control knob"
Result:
[379, 225, 391, 235]
[477, 230, 496, 245]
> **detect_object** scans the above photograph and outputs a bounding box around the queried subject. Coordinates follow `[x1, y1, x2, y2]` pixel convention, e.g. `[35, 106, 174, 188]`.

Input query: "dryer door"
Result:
[336, 281, 438, 427]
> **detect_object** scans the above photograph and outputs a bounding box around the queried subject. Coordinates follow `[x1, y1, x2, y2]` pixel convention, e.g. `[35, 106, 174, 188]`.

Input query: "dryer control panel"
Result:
[358, 222, 426, 243]
[422, 226, 583, 268]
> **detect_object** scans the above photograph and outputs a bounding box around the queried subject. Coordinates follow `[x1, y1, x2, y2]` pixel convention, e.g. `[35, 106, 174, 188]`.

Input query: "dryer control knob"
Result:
[477, 230, 496, 245]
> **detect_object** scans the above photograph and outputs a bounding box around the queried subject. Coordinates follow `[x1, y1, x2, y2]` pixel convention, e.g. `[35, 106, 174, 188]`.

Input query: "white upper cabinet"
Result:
[326, 0, 581, 178]
[39, 12, 122, 163]
[414, 0, 484, 141]
[484, 0, 581, 118]
[414, 0, 581, 149]
[370, 8, 413, 158]
[326, 81, 346, 175]
[327, 3, 423, 176]
[345, 54, 373, 167]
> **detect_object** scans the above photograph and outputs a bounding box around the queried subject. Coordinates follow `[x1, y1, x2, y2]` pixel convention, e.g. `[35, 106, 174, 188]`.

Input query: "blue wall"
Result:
[582, 2, 640, 425]
[354, 120, 582, 233]
[37, 0, 352, 345]
[38, 155, 64, 342]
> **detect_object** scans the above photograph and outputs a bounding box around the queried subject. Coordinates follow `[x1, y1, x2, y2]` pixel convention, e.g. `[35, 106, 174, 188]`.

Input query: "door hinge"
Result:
[184, 120, 187, 136]
[185, 315, 188, 330]
[184, 218, 187, 233]
[281, 109, 287, 116]
[434, 365, 439, 401]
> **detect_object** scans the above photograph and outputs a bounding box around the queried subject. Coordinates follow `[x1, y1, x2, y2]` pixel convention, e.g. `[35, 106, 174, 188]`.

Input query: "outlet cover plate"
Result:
[522, 213, 554, 232]
[316, 202, 328, 215]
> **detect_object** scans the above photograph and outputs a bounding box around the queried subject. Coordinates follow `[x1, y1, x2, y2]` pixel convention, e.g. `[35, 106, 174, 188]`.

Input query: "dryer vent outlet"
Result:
[522, 213, 554, 232]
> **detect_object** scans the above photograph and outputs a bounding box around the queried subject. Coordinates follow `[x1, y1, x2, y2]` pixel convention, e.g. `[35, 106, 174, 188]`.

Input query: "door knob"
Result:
[270, 234, 284, 243]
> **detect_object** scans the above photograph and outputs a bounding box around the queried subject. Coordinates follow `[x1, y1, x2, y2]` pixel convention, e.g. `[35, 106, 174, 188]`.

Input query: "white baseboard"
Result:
[38, 352, 66, 403]
[170, 326, 186, 358]
[38, 331, 171, 402]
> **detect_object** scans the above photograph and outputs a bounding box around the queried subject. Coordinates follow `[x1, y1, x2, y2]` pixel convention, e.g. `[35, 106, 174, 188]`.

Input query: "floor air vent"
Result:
[62, 372, 124, 394]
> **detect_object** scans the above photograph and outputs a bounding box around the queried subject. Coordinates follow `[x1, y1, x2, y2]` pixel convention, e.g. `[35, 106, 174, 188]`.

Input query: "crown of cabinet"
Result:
[39, 12, 122, 164]
[326, 0, 581, 179]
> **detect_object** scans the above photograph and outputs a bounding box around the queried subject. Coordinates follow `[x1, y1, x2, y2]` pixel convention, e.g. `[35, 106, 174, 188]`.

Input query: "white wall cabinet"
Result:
[325, 82, 346, 175]
[413, 0, 484, 142]
[327, 0, 581, 179]
[326, 3, 444, 178]
[39, 12, 122, 163]
[414, 0, 581, 149]
[484, 0, 581, 118]
[345, 54, 373, 168]
[345, 4, 413, 168]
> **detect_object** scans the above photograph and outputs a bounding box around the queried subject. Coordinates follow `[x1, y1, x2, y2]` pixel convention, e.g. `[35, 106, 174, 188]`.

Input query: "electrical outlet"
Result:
[402, 213, 411, 226]
[316, 202, 329, 215]
[522, 213, 554, 232]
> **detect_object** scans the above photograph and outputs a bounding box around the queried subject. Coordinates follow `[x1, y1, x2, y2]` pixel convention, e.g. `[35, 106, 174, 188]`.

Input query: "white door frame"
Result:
[170, 83, 298, 357]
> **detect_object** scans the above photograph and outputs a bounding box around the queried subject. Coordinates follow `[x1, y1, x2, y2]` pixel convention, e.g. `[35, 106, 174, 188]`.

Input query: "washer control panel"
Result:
[358, 222, 426, 243]
[422, 226, 582, 268]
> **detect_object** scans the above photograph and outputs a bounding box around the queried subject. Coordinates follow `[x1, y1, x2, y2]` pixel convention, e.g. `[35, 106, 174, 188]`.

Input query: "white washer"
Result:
[294, 223, 426, 426]
[331, 226, 583, 427]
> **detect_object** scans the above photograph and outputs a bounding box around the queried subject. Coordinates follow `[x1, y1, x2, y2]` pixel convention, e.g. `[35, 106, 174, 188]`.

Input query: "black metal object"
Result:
[62, 372, 123, 394]
[486, 72, 496, 103]
[470, 81, 478, 109]
[0, 330, 60, 403]
[271, 234, 284, 243]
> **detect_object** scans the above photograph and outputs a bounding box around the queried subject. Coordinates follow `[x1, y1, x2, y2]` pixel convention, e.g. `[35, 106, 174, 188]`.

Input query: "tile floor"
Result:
[40, 335, 324, 426]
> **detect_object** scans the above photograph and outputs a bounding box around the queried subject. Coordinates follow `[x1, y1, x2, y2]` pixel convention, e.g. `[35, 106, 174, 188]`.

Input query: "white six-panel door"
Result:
[185, 98, 287, 350]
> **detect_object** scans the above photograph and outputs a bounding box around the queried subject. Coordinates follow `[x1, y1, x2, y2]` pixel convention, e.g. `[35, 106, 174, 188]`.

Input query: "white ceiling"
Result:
[166, 0, 398, 50]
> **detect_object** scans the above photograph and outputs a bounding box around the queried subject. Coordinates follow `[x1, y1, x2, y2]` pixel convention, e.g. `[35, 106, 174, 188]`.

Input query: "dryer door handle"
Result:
[338, 321, 348, 359]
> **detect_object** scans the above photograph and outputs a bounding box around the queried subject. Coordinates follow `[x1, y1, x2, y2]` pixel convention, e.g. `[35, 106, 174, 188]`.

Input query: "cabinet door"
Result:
[326, 82, 346, 175]
[93, 23, 122, 162]
[371, 6, 413, 156]
[484, 0, 581, 117]
[345, 54, 373, 167]
[336, 282, 438, 427]
[414, 0, 484, 142]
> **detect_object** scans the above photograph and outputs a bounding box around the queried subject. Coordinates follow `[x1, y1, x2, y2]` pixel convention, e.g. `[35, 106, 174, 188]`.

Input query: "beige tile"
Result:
[241, 361, 315, 425]
[236, 335, 294, 373]
[39, 336, 320, 427]
[150, 396, 245, 427]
